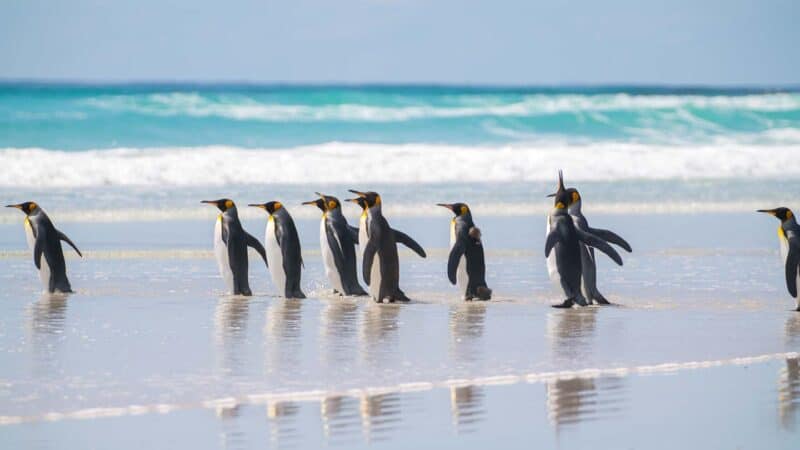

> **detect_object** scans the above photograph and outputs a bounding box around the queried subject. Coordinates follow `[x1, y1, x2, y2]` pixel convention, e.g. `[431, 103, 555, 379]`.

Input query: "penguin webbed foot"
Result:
[552, 298, 576, 309]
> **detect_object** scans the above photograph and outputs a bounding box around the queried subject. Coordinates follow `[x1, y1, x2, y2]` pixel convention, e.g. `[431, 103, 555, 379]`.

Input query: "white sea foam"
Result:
[84, 93, 800, 122]
[2, 142, 800, 188]
[0, 351, 795, 425]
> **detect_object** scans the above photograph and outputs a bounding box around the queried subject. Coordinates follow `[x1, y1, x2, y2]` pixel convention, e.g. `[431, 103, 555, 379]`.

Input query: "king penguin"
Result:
[547, 177, 632, 305]
[544, 173, 624, 308]
[303, 193, 367, 296]
[345, 194, 427, 286]
[758, 207, 800, 311]
[202, 199, 268, 296]
[347, 190, 426, 303]
[250, 201, 306, 299]
[6, 202, 82, 294]
[437, 202, 492, 301]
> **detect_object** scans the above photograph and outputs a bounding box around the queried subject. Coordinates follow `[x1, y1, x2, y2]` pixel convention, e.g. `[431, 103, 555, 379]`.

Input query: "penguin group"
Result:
[5, 174, 800, 312]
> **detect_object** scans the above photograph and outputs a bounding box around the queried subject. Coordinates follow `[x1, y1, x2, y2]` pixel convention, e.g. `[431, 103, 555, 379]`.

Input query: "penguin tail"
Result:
[475, 286, 492, 301]
[593, 292, 612, 305]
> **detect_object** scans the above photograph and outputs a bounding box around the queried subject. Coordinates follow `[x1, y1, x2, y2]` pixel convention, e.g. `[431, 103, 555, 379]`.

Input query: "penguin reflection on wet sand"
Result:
[6, 202, 82, 294]
[438, 203, 491, 301]
[303, 193, 367, 296]
[202, 199, 268, 296]
[348, 190, 426, 303]
[545, 173, 624, 308]
[758, 207, 800, 311]
[250, 201, 306, 299]
[548, 173, 632, 305]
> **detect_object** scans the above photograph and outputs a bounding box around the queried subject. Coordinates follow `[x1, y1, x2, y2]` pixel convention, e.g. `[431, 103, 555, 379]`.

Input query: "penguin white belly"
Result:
[24, 218, 50, 290]
[266, 218, 286, 296]
[546, 216, 560, 285]
[320, 217, 344, 293]
[213, 216, 234, 294]
[369, 254, 381, 301]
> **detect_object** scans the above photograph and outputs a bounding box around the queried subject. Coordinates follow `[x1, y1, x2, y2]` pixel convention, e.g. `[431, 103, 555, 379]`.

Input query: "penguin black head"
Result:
[201, 198, 235, 212]
[348, 190, 381, 208]
[758, 207, 794, 222]
[6, 201, 40, 215]
[437, 202, 471, 218]
[316, 192, 341, 211]
[549, 170, 572, 212]
[249, 201, 283, 215]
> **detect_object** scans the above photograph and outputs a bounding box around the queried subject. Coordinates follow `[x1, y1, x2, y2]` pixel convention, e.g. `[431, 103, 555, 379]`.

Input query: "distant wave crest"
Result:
[83, 92, 800, 122]
[2, 142, 800, 188]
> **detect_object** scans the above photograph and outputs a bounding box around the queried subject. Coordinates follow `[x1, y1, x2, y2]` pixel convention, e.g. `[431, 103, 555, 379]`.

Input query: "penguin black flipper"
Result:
[57, 230, 82, 257]
[33, 235, 44, 270]
[393, 230, 426, 258]
[362, 240, 378, 285]
[447, 240, 467, 285]
[586, 227, 632, 252]
[544, 229, 561, 258]
[785, 239, 800, 298]
[276, 220, 305, 298]
[244, 231, 268, 267]
[576, 229, 623, 266]
[348, 225, 360, 244]
[325, 223, 348, 282]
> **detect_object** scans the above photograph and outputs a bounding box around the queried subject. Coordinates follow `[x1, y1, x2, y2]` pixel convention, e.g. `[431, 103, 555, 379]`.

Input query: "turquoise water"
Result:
[2, 84, 800, 150]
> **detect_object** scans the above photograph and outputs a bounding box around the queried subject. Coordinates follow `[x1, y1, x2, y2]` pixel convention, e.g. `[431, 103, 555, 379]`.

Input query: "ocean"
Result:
[1, 83, 799, 222]
[1, 84, 799, 448]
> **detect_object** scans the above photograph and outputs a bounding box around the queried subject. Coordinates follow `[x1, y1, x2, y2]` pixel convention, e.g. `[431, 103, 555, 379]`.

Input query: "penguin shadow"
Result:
[449, 385, 486, 435]
[546, 307, 599, 363]
[213, 296, 250, 376]
[360, 302, 401, 365]
[448, 302, 487, 364]
[778, 357, 800, 430]
[320, 395, 361, 444]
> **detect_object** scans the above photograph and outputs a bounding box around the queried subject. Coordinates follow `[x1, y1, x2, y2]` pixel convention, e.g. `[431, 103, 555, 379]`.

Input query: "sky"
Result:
[1, 0, 798, 85]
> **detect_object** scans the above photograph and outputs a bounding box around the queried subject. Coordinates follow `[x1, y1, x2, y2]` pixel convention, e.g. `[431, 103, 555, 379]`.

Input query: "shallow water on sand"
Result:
[0, 213, 798, 447]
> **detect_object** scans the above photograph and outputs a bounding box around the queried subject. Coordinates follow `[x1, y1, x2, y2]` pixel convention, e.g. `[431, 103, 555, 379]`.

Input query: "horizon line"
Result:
[1, 78, 799, 93]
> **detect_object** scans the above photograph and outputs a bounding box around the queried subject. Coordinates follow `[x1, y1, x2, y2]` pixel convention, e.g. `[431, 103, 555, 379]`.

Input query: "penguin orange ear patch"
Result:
[571, 192, 580, 203]
[29, 202, 37, 211]
[460, 205, 468, 215]
[224, 200, 233, 209]
[328, 200, 337, 210]
[788, 210, 794, 220]
[274, 202, 282, 210]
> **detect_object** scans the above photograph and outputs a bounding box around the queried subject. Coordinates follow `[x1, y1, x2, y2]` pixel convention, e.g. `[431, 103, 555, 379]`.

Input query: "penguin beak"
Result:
[545, 193, 556, 198]
[248, 204, 267, 210]
[345, 198, 360, 204]
[348, 189, 367, 198]
[301, 200, 318, 206]
[5, 204, 23, 209]
[200, 200, 217, 205]
[757, 209, 777, 216]
[436, 203, 454, 211]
